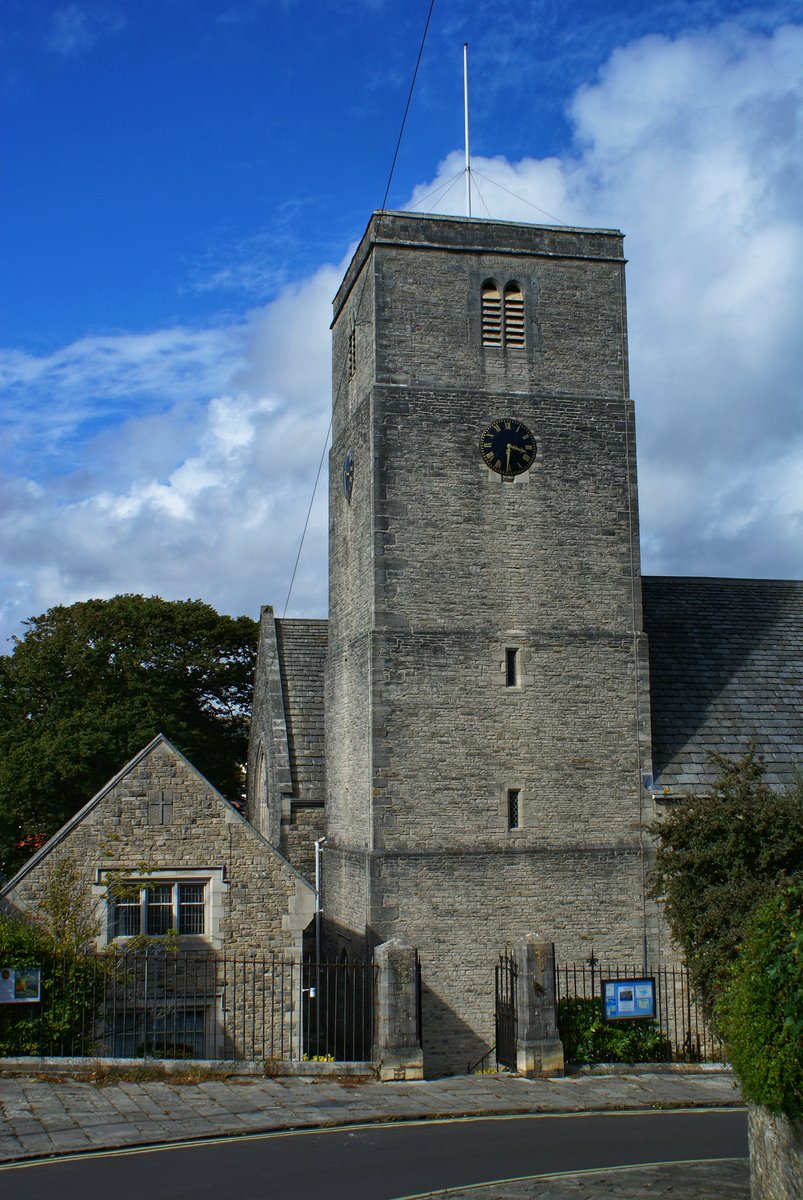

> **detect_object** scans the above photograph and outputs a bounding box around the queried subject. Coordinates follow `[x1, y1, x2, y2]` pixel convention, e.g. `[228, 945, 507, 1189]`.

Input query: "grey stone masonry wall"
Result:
[281, 803, 325, 885]
[325, 211, 654, 1075]
[749, 1106, 803, 1200]
[368, 848, 645, 1077]
[247, 610, 327, 881]
[3, 735, 315, 960]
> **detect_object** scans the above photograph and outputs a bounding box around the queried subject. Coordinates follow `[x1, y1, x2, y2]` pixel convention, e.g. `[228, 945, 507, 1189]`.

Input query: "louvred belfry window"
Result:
[503, 282, 525, 347]
[482, 280, 526, 349]
[481, 281, 502, 346]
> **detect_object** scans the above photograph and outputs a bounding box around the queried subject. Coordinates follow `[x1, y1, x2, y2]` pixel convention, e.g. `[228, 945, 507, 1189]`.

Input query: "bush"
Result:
[557, 997, 673, 1065]
[649, 751, 803, 1024]
[720, 879, 803, 1119]
[0, 912, 104, 1056]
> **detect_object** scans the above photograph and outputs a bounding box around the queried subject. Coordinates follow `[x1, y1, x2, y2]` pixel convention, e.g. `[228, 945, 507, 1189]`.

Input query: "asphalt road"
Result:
[0, 1107, 747, 1200]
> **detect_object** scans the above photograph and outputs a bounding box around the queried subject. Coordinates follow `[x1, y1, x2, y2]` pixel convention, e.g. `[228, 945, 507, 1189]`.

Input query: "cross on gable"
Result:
[148, 789, 174, 825]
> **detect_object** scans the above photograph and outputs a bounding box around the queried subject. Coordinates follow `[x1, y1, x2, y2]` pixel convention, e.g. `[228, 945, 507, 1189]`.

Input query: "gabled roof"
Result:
[1, 733, 313, 897]
[643, 576, 803, 792]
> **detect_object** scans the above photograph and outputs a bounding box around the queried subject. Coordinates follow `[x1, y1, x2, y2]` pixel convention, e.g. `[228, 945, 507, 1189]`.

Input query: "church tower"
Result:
[324, 211, 654, 1075]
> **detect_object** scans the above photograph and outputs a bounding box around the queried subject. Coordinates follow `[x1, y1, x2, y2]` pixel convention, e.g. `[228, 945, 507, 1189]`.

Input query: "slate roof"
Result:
[276, 619, 328, 806]
[642, 576, 803, 792]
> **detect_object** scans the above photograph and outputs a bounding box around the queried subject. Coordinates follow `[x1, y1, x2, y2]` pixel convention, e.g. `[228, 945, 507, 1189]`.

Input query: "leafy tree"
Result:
[649, 750, 803, 1022]
[0, 595, 258, 878]
[36, 855, 103, 952]
[720, 879, 803, 1118]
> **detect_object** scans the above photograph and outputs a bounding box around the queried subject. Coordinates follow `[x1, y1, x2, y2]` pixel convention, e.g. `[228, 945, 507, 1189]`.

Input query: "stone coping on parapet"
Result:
[0, 1057, 376, 1080]
[0, 1057, 735, 1080]
[333, 210, 626, 322]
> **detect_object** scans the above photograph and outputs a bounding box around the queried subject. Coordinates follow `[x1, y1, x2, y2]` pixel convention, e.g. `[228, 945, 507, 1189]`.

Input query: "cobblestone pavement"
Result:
[0, 1068, 747, 1197]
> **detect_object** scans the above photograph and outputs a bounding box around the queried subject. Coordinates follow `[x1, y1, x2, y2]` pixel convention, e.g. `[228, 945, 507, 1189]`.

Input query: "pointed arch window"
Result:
[481, 279, 526, 349]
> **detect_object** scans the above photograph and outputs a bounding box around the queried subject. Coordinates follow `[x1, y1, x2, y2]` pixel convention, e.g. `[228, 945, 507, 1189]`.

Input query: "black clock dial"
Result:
[343, 449, 354, 502]
[480, 418, 536, 476]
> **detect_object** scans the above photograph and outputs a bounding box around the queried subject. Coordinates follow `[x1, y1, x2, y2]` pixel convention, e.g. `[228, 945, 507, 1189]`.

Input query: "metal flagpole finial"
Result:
[463, 42, 471, 218]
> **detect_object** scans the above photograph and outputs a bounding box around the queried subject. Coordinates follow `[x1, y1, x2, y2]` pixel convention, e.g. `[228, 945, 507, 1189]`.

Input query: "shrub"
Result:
[0, 911, 104, 1056]
[720, 879, 803, 1118]
[649, 751, 803, 1024]
[557, 996, 672, 1065]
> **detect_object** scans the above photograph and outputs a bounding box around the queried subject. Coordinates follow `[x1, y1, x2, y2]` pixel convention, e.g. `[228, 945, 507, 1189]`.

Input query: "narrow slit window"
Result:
[481, 280, 502, 346]
[503, 282, 525, 347]
[347, 326, 357, 378]
[505, 648, 519, 688]
[507, 789, 521, 830]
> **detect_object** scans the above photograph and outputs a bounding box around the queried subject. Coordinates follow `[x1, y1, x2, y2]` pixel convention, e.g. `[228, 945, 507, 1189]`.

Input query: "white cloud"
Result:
[44, 4, 125, 57]
[409, 22, 803, 582]
[2, 19, 802, 645]
[0, 265, 340, 644]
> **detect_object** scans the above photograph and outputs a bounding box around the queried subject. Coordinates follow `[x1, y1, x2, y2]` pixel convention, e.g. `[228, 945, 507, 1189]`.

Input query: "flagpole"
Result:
[463, 42, 471, 217]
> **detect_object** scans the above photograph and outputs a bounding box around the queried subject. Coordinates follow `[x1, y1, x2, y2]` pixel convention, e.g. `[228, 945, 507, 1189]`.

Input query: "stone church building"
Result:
[247, 210, 803, 1074]
[3, 211, 801, 1075]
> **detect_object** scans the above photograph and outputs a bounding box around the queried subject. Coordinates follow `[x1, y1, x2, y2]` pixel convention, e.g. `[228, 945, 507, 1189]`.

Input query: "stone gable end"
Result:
[2, 735, 314, 959]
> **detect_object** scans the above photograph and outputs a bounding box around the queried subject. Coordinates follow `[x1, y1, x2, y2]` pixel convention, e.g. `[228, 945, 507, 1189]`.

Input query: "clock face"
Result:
[343, 449, 354, 502]
[480, 418, 536, 477]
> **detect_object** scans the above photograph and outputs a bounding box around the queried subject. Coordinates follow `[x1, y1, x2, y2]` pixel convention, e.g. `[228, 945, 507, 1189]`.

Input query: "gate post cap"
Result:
[375, 938, 415, 955]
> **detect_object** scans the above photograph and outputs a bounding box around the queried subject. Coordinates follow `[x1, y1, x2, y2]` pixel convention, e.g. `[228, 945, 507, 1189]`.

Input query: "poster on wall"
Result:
[0, 967, 42, 1003]
[601, 977, 656, 1021]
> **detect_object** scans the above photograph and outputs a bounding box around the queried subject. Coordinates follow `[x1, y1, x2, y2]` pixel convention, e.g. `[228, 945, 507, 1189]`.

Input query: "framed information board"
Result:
[601, 977, 656, 1021]
[0, 967, 42, 1004]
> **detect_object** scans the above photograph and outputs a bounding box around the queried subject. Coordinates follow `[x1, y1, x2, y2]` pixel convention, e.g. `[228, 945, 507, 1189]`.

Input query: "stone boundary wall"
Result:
[0, 1057, 375, 1080]
[749, 1105, 803, 1200]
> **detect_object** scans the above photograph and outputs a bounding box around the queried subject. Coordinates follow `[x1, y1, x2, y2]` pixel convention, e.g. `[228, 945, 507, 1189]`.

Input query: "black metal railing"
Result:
[554, 960, 724, 1064]
[495, 952, 517, 1071]
[0, 949, 376, 1063]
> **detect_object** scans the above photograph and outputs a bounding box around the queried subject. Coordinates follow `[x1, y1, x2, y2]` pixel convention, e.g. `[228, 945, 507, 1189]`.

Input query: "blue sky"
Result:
[2, 0, 803, 642]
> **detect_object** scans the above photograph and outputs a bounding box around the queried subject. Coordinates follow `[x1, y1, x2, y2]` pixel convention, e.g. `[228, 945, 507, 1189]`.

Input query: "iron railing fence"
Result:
[555, 960, 724, 1064]
[0, 950, 376, 1063]
[494, 952, 517, 1071]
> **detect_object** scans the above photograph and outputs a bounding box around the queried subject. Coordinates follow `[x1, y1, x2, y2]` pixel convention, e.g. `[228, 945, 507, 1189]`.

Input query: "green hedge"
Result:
[557, 996, 672, 1065]
[720, 879, 803, 1118]
[0, 913, 104, 1056]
